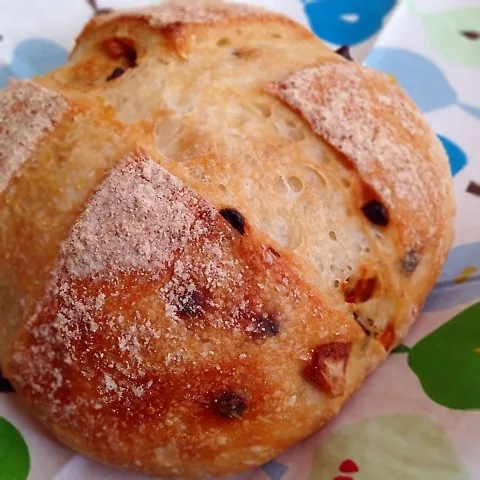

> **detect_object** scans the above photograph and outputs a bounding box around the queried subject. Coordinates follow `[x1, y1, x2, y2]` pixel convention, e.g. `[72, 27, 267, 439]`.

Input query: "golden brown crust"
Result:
[266, 61, 454, 257]
[0, 85, 145, 366]
[266, 60, 455, 340]
[75, 2, 300, 40]
[72, 2, 312, 61]
[7, 151, 364, 477]
[0, 80, 69, 195]
[0, 2, 454, 477]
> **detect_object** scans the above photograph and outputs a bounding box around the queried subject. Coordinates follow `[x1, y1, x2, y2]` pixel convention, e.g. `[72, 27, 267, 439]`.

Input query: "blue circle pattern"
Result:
[438, 135, 467, 177]
[424, 242, 480, 312]
[262, 460, 289, 480]
[366, 47, 480, 120]
[303, 0, 396, 46]
[0, 38, 67, 88]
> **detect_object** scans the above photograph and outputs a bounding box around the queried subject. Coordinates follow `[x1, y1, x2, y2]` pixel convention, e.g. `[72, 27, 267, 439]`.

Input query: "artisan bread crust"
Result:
[0, 80, 69, 195]
[0, 2, 454, 477]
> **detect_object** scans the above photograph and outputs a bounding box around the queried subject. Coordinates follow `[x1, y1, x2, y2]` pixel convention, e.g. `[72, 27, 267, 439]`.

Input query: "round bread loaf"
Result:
[0, 2, 455, 477]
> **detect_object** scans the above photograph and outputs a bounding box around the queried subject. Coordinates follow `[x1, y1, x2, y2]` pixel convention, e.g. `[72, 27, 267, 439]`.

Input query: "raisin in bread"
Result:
[0, 2, 454, 477]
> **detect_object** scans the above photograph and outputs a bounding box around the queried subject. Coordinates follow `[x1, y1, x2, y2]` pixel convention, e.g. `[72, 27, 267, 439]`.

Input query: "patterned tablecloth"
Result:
[0, 0, 479, 479]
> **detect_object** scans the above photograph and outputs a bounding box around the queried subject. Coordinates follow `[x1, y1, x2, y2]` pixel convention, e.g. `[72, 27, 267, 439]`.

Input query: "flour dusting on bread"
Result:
[267, 61, 452, 249]
[9, 151, 348, 448]
[0, 2, 455, 477]
[63, 151, 216, 279]
[99, 2, 265, 29]
[0, 79, 68, 194]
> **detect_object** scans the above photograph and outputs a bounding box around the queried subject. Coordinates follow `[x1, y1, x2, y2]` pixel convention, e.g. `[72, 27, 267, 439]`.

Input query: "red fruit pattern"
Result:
[333, 459, 359, 480]
[340, 459, 359, 473]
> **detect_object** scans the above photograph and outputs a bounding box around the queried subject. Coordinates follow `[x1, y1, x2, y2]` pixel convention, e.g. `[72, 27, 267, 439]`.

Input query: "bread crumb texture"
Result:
[267, 61, 452, 253]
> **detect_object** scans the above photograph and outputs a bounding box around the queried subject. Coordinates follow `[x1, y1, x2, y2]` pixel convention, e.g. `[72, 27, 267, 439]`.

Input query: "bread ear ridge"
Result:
[266, 61, 454, 256]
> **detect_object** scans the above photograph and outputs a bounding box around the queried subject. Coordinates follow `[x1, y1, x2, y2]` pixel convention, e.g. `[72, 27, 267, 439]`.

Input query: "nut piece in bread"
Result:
[0, 2, 454, 478]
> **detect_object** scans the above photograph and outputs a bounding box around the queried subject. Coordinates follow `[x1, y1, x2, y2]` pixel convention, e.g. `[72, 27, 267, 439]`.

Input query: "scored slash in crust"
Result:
[266, 61, 452, 254]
